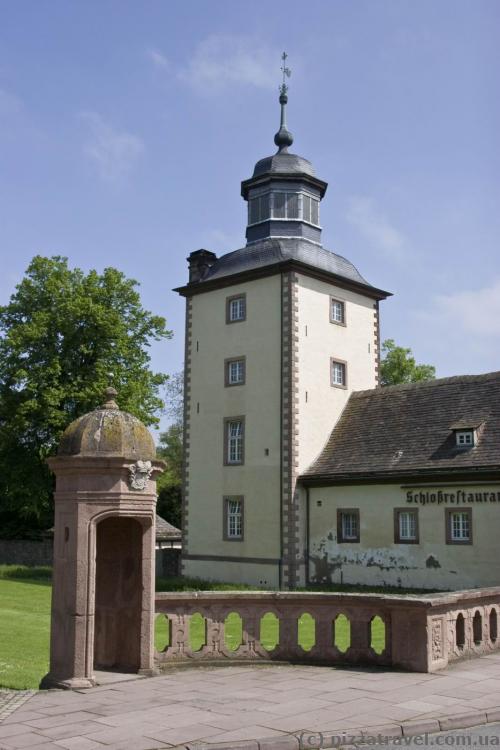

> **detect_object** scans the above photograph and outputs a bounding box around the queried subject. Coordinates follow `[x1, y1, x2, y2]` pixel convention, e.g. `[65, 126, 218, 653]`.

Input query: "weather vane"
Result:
[280, 51, 291, 95]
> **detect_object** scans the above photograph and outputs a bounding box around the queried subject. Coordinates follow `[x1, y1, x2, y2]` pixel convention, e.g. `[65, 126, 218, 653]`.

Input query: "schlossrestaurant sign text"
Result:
[407, 489, 500, 505]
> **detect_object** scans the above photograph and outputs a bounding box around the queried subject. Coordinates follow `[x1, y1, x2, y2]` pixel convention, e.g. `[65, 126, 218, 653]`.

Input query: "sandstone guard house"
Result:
[174, 81, 500, 593]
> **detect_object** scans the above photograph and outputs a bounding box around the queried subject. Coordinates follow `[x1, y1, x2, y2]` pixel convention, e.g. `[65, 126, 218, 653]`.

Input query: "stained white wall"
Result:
[308, 483, 500, 590]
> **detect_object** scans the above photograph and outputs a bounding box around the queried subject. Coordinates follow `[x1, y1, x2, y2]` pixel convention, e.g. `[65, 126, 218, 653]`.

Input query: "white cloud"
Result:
[147, 48, 170, 71]
[346, 196, 407, 261]
[79, 112, 144, 183]
[152, 35, 278, 94]
[431, 280, 500, 337]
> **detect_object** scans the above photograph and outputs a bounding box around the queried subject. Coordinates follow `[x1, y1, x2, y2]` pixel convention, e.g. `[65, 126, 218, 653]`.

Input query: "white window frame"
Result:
[338, 509, 360, 543]
[330, 298, 346, 325]
[224, 418, 244, 465]
[226, 295, 246, 323]
[227, 359, 245, 386]
[342, 513, 358, 540]
[399, 511, 417, 541]
[456, 430, 474, 448]
[330, 358, 347, 388]
[225, 497, 243, 540]
[451, 512, 470, 542]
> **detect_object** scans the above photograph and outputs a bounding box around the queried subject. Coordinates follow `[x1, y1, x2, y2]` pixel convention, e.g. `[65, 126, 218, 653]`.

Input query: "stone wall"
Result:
[0, 538, 181, 579]
[0, 539, 53, 566]
[155, 548, 181, 578]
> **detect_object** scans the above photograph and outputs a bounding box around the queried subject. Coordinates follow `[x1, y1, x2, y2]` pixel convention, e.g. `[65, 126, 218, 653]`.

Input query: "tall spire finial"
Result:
[274, 51, 293, 153]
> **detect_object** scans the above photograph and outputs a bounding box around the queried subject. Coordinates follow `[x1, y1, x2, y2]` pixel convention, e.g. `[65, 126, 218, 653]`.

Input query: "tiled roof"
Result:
[203, 237, 374, 289]
[155, 515, 181, 540]
[303, 372, 500, 482]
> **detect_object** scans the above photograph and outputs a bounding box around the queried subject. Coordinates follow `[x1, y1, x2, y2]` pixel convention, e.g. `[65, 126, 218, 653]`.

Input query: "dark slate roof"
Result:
[156, 515, 181, 541]
[203, 237, 372, 288]
[303, 372, 500, 482]
[252, 152, 315, 178]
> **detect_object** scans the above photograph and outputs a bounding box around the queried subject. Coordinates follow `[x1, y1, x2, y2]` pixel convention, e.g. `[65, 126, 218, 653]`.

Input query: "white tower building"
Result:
[175, 64, 390, 589]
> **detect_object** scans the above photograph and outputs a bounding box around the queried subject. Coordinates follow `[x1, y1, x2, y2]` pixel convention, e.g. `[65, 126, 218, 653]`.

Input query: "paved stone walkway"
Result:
[2, 654, 500, 750]
[0, 693, 34, 725]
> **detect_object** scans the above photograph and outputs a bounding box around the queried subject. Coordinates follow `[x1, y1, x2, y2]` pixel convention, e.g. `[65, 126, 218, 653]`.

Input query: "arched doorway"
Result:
[94, 516, 143, 671]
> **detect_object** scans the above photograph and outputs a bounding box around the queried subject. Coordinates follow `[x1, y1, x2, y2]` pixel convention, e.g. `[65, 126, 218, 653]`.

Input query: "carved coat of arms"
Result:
[128, 460, 153, 491]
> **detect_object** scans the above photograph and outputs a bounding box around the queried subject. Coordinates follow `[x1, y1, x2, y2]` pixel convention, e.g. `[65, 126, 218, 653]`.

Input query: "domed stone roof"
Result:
[58, 388, 156, 460]
[252, 151, 315, 178]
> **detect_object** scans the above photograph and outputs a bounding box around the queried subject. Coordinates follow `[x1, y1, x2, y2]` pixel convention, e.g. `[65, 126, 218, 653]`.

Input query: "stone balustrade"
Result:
[155, 587, 500, 672]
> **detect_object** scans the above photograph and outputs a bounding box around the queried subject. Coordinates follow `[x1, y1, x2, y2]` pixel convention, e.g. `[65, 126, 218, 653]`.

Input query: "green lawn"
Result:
[0, 577, 51, 690]
[1, 566, 387, 690]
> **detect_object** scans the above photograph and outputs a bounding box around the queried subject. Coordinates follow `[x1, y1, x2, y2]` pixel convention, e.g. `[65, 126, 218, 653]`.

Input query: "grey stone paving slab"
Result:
[53, 737, 104, 750]
[35, 719, 114, 740]
[0, 692, 34, 725]
[145, 723, 223, 745]
[200, 725, 286, 744]
[3, 654, 500, 750]
[0, 730, 54, 748]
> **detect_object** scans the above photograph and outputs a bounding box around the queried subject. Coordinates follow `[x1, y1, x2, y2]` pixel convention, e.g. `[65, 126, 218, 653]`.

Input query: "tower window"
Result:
[337, 509, 360, 543]
[248, 194, 271, 225]
[446, 509, 472, 544]
[273, 192, 287, 218]
[272, 192, 300, 220]
[330, 298, 346, 325]
[224, 417, 245, 465]
[330, 358, 347, 388]
[224, 496, 244, 540]
[225, 357, 246, 386]
[303, 194, 319, 225]
[226, 294, 246, 323]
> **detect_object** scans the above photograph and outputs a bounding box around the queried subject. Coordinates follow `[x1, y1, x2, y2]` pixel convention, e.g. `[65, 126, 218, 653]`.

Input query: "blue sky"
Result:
[1, 1, 499, 434]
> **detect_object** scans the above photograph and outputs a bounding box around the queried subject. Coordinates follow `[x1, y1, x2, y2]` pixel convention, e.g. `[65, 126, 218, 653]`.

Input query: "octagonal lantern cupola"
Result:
[241, 55, 328, 246]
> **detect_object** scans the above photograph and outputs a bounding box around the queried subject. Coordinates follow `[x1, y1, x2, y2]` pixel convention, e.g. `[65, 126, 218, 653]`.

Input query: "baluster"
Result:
[170, 612, 190, 658]
[348, 611, 371, 662]
[206, 609, 224, 658]
[240, 607, 262, 658]
[313, 608, 333, 660]
[276, 610, 299, 660]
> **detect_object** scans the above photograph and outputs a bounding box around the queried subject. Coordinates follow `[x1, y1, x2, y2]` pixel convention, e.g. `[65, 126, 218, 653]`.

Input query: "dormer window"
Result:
[449, 419, 483, 450]
[455, 430, 474, 448]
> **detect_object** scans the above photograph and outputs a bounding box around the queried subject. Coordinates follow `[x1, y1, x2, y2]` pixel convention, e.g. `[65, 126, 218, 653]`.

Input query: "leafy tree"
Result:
[156, 423, 183, 529]
[0, 255, 172, 537]
[157, 371, 183, 529]
[163, 371, 184, 426]
[380, 339, 436, 386]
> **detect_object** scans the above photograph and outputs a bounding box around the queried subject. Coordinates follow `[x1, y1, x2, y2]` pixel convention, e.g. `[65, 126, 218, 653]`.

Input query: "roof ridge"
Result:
[351, 371, 500, 399]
